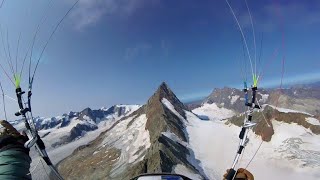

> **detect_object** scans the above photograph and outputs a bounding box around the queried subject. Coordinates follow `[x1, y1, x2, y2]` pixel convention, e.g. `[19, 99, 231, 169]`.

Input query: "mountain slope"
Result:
[189, 88, 320, 180]
[57, 82, 206, 179]
[32, 83, 320, 180]
[27, 105, 140, 180]
[202, 87, 269, 113]
[199, 86, 320, 116]
[187, 109, 320, 180]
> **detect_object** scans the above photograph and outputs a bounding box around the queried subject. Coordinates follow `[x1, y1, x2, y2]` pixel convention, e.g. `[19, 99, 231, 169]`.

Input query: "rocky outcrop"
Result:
[267, 90, 320, 116]
[145, 82, 188, 143]
[227, 105, 320, 142]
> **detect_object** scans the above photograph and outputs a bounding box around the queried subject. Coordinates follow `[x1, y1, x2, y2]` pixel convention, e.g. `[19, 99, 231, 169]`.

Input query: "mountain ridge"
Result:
[57, 82, 207, 179]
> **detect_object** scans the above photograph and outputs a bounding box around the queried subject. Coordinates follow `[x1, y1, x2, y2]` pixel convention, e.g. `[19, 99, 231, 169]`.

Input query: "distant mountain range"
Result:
[17, 81, 320, 180]
[12, 105, 140, 148]
[290, 81, 320, 89]
[187, 81, 320, 117]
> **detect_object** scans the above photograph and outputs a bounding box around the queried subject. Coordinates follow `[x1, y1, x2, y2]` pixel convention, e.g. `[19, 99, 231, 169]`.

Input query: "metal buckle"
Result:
[244, 121, 256, 128]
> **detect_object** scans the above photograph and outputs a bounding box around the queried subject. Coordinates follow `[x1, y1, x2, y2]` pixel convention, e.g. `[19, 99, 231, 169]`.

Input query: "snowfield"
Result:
[268, 105, 313, 116]
[20, 101, 320, 180]
[190, 105, 320, 180]
[99, 114, 151, 166]
[192, 103, 235, 121]
[162, 98, 209, 179]
[162, 99, 320, 180]
[29, 119, 118, 180]
[306, 117, 320, 126]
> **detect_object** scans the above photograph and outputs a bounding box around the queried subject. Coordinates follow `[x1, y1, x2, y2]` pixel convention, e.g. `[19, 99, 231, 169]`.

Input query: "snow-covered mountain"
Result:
[202, 87, 269, 113]
[188, 107, 320, 180]
[57, 82, 207, 179]
[24, 104, 141, 179]
[194, 85, 320, 117]
[189, 86, 320, 180]
[24, 82, 320, 180]
[12, 105, 140, 149]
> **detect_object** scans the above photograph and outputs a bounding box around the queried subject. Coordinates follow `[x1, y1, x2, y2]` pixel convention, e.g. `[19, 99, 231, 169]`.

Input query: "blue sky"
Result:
[0, 0, 319, 119]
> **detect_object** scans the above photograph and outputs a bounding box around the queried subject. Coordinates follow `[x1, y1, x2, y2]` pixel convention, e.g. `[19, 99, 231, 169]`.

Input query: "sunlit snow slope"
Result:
[189, 103, 320, 180]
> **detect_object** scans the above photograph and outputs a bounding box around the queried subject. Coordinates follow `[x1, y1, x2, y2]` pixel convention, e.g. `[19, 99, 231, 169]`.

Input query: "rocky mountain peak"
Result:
[58, 82, 206, 179]
[148, 82, 187, 116]
[145, 82, 188, 142]
[104, 105, 130, 117]
[78, 107, 110, 123]
[202, 86, 270, 113]
[80, 107, 93, 116]
[132, 82, 205, 178]
[159, 81, 170, 91]
[155, 82, 178, 101]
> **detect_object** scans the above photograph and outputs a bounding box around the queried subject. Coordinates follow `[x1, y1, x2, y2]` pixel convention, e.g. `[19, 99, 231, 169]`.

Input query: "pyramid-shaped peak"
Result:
[155, 82, 177, 100]
[158, 81, 170, 91]
[148, 82, 188, 113]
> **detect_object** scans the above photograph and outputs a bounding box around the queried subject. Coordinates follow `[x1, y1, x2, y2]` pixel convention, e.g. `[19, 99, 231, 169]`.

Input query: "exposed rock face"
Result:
[267, 90, 320, 116]
[51, 123, 98, 148]
[39, 117, 63, 130]
[57, 82, 206, 180]
[280, 85, 320, 99]
[202, 86, 320, 116]
[79, 106, 132, 123]
[78, 108, 103, 123]
[203, 87, 269, 113]
[226, 105, 320, 142]
[104, 105, 128, 117]
[145, 82, 188, 143]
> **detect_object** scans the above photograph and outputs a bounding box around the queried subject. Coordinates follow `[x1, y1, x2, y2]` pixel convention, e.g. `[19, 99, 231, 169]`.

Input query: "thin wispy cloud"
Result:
[69, 0, 116, 30]
[70, 0, 160, 31]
